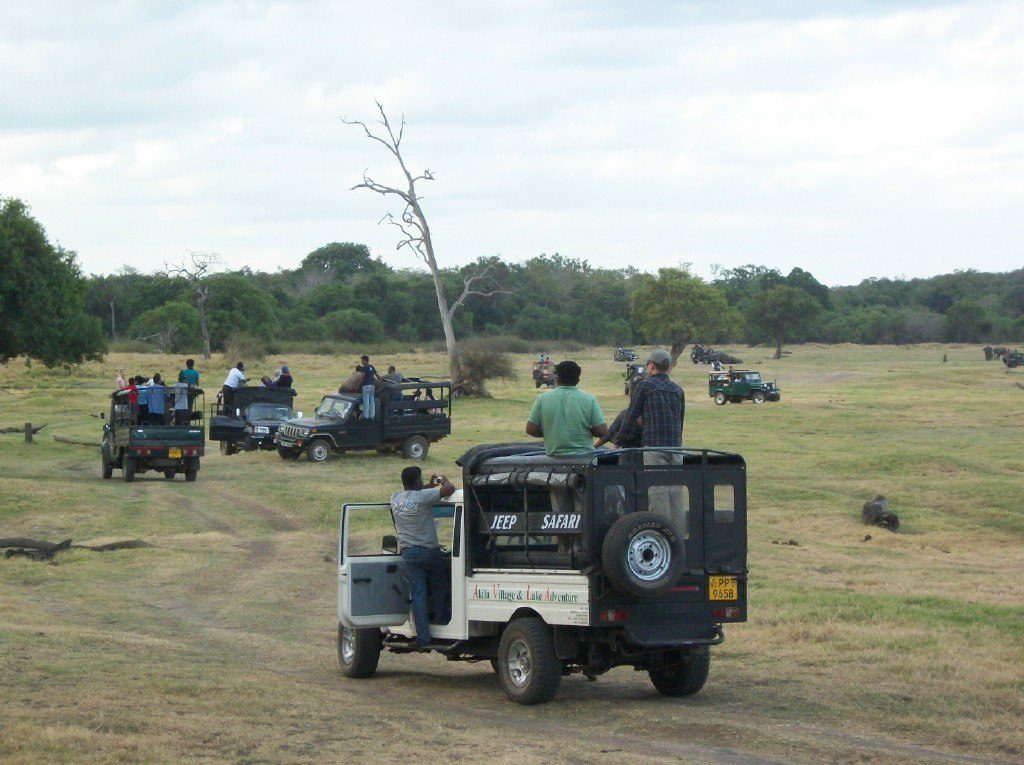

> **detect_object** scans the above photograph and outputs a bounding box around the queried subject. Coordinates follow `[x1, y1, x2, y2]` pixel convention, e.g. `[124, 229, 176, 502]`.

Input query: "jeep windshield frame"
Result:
[316, 396, 354, 420]
[246, 403, 293, 421]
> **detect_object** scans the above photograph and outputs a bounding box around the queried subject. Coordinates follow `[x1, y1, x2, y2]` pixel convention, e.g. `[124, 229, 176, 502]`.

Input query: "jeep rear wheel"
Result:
[751, 390, 766, 404]
[308, 440, 332, 462]
[122, 456, 136, 483]
[185, 457, 200, 482]
[402, 435, 429, 461]
[602, 512, 685, 598]
[649, 648, 710, 697]
[713, 391, 727, 406]
[163, 469, 176, 480]
[497, 618, 561, 705]
[338, 624, 383, 679]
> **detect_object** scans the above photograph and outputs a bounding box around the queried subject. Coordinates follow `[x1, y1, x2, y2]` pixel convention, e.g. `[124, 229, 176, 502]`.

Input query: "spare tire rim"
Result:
[409, 442, 424, 458]
[340, 628, 355, 663]
[627, 531, 672, 581]
[507, 639, 532, 688]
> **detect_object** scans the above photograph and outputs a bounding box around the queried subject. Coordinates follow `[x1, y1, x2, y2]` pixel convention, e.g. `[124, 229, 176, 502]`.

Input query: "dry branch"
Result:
[53, 434, 101, 448]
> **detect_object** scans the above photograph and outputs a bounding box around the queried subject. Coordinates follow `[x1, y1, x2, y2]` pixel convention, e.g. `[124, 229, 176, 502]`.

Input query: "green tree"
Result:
[202, 273, 277, 348]
[321, 308, 385, 343]
[0, 197, 105, 366]
[130, 302, 200, 353]
[943, 299, 990, 342]
[630, 268, 734, 366]
[745, 285, 822, 359]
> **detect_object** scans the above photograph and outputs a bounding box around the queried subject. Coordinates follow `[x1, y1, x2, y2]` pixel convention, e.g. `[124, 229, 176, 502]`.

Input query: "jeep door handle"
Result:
[353, 577, 372, 583]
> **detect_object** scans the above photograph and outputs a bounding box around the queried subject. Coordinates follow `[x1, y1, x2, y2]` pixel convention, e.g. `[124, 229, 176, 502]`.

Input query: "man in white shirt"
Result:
[221, 362, 248, 414]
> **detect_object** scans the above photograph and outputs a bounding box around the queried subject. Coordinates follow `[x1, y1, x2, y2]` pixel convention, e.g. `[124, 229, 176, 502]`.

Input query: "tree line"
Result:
[2, 196, 1023, 367]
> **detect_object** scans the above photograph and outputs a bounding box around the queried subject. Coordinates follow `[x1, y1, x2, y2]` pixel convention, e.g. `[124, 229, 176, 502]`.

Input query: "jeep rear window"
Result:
[714, 484, 735, 523]
[647, 485, 689, 539]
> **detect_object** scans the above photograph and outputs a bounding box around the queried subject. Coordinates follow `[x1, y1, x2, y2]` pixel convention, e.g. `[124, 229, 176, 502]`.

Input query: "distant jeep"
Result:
[624, 362, 647, 396]
[709, 371, 781, 405]
[613, 347, 637, 362]
[1004, 350, 1022, 368]
[532, 361, 556, 389]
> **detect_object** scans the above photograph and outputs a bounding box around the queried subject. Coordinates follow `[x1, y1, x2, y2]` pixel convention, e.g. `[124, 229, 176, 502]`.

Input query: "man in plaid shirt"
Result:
[613, 348, 686, 522]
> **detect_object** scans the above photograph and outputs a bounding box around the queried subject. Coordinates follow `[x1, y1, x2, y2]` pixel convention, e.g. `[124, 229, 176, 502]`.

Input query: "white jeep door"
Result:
[338, 503, 409, 628]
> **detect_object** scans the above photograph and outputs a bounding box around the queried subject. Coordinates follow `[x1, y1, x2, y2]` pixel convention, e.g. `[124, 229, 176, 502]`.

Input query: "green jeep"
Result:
[1004, 350, 1022, 368]
[709, 371, 781, 405]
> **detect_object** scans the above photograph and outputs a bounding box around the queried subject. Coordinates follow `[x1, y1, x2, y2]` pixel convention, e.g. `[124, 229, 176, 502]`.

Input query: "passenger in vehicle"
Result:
[116, 368, 128, 390]
[221, 362, 249, 414]
[136, 376, 150, 423]
[356, 355, 379, 420]
[180, 358, 200, 387]
[147, 374, 168, 425]
[276, 365, 293, 389]
[172, 372, 191, 426]
[391, 466, 456, 647]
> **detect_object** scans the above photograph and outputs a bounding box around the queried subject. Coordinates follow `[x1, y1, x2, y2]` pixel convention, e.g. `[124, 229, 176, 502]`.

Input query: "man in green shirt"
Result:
[526, 360, 608, 523]
[526, 360, 608, 455]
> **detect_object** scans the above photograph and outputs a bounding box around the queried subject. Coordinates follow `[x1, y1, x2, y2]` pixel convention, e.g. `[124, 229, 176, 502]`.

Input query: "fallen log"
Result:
[53, 434, 101, 448]
[72, 540, 152, 552]
[1, 423, 47, 435]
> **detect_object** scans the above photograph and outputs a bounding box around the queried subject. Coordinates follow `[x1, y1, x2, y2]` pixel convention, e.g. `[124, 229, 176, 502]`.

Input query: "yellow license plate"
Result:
[168, 448, 182, 458]
[709, 576, 738, 601]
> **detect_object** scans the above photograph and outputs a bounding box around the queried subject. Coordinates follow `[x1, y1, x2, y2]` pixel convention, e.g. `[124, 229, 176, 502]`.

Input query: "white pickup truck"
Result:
[337, 444, 747, 704]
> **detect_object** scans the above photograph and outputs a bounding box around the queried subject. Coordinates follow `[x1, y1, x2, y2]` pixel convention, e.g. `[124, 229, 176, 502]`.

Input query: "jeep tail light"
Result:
[712, 607, 741, 619]
[599, 609, 630, 623]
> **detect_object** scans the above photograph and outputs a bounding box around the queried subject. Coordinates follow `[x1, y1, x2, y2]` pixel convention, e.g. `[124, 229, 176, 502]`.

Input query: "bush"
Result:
[130, 301, 200, 353]
[223, 332, 266, 362]
[321, 308, 385, 344]
[477, 335, 531, 354]
[453, 339, 517, 397]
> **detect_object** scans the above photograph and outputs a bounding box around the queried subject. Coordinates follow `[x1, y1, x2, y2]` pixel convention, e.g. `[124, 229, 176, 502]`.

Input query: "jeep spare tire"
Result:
[602, 512, 685, 598]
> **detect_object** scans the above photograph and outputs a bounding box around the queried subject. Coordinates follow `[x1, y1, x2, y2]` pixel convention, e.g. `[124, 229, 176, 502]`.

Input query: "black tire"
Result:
[308, 439, 332, 462]
[534, 379, 542, 388]
[337, 624, 382, 679]
[649, 648, 710, 697]
[602, 512, 685, 598]
[489, 658, 500, 675]
[497, 618, 561, 705]
[123, 456, 136, 483]
[402, 435, 429, 460]
[101, 449, 113, 480]
[185, 457, 200, 482]
[163, 469, 176, 480]
[751, 390, 766, 404]
[243, 436, 257, 452]
[220, 441, 237, 456]
[713, 391, 727, 406]
[278, 447, 296, 460]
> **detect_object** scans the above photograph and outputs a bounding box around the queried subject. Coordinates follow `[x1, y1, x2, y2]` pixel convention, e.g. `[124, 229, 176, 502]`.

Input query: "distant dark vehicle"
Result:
[209, 387, 298, 455]
[613, 347, 637, 362]
[993, 346, 1008, 360]
[532, 361, 556, 389]
[1004, 350, 1022, 368]
[690, 344, 721, 365]
[275, 380, 452, 462]
[101, 388, 205, 482]
[624, 362, 647, 396]
[709, 371, 781, 405]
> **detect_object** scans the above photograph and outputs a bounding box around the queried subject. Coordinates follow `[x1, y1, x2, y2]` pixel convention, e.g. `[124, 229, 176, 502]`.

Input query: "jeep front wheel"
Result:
[713, 391, 727, 406]
[497, 618, 561, 705]
[122, 456, 136, 483]
[338, 624, 383, 678]
[649, 648, 710, 697]
[751, 390, 766, 404]
[402, 435, 428, 460]
[308, 440, 332, 462]
[101, 449, 113, 480]
[602, 512, 685, 598]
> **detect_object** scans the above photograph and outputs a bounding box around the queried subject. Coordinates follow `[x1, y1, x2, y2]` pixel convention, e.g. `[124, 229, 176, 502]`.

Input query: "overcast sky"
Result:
[1, 0, 1021, 285]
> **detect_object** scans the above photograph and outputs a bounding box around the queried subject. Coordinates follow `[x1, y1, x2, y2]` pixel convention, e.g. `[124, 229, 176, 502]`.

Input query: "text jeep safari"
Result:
[101, 387, 205, 482]
[209, 386, 297, 455]
[276, 380, 451, 462]
[336, 444, 747, 705]
[709, 370, 781, 405]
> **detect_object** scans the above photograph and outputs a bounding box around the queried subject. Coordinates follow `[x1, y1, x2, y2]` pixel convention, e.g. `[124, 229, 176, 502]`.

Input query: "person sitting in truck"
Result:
[391, 466, 456, 648]
[276, 365, 293, 389]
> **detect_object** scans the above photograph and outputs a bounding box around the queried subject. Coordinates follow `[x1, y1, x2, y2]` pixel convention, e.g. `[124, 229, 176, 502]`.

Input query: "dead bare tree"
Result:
[343, 102, 509, 383]
[165, 251, 221, 360]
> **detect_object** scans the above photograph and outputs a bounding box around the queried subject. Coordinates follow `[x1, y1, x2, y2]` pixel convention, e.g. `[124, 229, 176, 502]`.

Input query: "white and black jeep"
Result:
[336, 444, 747, 705]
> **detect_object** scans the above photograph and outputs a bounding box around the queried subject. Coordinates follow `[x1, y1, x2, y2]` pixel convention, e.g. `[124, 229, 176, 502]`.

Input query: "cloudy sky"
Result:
[1, 0, 1021, 285]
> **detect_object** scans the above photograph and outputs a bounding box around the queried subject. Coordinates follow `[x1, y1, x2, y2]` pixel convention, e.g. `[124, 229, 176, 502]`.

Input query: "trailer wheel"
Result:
[649, 648, 710, 697]
[338, 624, 382, 679]
[402, 435, 428, 460]
[185, 457, 200, 482]
[497, 618, 561, 705]
[713, 391, 727, 406]
[308, 440, 332, 462]
[602, 512, 685, 598]
[122, 456, 136, 483]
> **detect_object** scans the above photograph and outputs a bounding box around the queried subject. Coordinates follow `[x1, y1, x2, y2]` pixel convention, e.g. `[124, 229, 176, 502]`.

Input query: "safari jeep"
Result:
[709, 370, 781, 405]
[337, 444, 747, 705]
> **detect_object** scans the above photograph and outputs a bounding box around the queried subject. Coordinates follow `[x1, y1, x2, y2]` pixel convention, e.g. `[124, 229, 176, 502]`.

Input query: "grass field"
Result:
[1, 344, 1022, 764]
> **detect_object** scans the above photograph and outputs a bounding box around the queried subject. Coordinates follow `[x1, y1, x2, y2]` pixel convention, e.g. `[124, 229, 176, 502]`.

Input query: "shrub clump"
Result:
[453, 340, 516, 397]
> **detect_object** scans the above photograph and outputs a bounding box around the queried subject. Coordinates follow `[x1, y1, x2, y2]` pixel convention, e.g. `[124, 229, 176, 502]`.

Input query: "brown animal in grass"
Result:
[862, 495, 900, 532]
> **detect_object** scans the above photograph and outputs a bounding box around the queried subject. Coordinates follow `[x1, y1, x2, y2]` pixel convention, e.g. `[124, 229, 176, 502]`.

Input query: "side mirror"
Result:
[381, 535, 399, 555]
[296, 412, 303, 419]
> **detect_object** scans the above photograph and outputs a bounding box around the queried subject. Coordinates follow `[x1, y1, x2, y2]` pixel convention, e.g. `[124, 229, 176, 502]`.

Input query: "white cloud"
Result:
[0, 0, 1021, 285]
